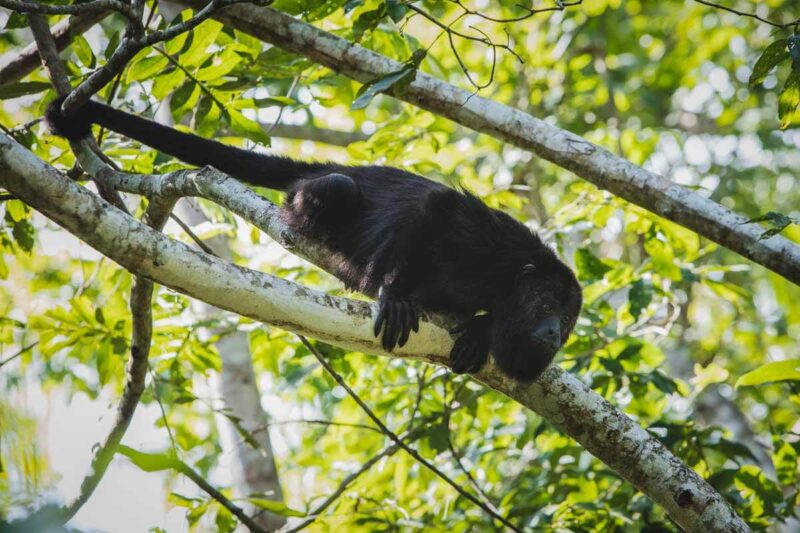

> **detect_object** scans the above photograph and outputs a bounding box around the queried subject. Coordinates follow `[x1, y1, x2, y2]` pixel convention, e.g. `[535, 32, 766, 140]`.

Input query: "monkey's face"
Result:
[489, 259, 582, 382]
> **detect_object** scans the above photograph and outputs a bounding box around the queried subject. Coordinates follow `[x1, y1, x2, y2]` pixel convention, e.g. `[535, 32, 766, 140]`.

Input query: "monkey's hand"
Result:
[450, 314, 491, 374]
[374, 287, 419, 351]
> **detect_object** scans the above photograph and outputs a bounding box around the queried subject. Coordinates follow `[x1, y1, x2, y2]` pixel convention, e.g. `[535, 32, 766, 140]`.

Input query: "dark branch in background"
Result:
[0, 12, 109, 86]
[0, 342, 39, 369]
[116, 445, 268, 533]
[300, 337, 523, 533]
[0, 0, 136, 22]
[693, 0, 800, 29]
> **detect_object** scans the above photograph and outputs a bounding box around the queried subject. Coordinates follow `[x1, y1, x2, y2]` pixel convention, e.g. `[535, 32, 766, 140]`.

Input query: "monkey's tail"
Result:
[45, 96, 324, 191]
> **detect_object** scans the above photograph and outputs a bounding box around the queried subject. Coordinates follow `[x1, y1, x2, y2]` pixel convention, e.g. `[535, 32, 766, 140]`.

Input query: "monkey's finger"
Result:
[397, 303, 412, 348]
[410, 303, 420, 333]
[381, 306, 395, 350]
[374, 301, 388, 337]
[387, 304, 402, 350]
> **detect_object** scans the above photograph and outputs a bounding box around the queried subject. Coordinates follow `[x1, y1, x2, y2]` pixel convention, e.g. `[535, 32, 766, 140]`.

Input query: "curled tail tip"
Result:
[45, 96, 93, 140]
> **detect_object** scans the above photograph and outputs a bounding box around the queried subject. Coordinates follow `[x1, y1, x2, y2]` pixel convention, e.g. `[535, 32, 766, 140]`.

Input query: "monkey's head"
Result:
[490, 254, 582, 382]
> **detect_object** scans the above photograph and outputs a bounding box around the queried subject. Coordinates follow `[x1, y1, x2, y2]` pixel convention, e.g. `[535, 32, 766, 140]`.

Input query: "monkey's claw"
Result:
[374, 291, 419, 351]
[450, 315, 490, 374]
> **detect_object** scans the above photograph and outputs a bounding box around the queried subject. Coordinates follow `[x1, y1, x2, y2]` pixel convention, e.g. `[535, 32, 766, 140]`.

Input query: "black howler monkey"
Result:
[45, 97, 582, 382]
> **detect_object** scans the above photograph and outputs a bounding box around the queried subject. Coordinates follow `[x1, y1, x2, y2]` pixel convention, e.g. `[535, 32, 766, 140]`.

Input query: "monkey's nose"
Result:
[532, 316, 561, 350]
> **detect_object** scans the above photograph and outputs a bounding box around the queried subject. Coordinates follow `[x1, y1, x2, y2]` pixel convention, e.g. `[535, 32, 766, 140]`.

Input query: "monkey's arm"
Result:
[45, 97, 320, 191]
[449, 314, 491, 374]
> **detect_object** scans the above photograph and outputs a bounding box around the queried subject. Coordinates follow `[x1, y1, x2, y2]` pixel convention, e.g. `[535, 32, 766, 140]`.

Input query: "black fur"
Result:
[46, 97, 583, 382]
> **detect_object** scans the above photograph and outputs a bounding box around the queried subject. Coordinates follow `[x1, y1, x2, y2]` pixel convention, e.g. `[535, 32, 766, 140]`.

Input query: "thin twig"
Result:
[447, 0, 583, 24]
[117, 445, 268, 533]
[280, 410, 451, 533]
[149, 364, 178, 452]
[444, 382, 500, 515]
[265, 418, 384, 434]
[169, 213, 217, 255]
[300, 337, 523, 533]
[693, 0, 800, 29]
[0, 342, 39, 369]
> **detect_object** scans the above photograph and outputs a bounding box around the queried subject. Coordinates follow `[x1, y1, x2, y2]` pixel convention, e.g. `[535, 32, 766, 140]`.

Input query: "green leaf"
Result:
[10, 219, 34, 252]
[574, 249, 612, 282]
[182, 19, 223, 66]
[736, 360, 800, 387]
[628, 279, 653, 320]
[4, 199, 26, 222]
[253, 96, 296, 107]
[73, 35, 96, 69]
[127, 55, 170, 83]
[386, 0, 408, 22]
[746, 211, 796, 240]
[778, 67, 800, 129]
[246, 497, 305, 517]
[104, 30, 120, 60]
[352, 50, 425, 110]
[749, 39, 789, 87]
[789, 34, 800, 64]
[227, 108, 271, 146]
[0, 82, 51, 100]
[4, 11, 27, 29]
[117, 445, 178, 472]
[353, 5, 387, 42]
[424, 420, 450, 453]
[152, 68, 187, 100]
[96, 340, 112, 385]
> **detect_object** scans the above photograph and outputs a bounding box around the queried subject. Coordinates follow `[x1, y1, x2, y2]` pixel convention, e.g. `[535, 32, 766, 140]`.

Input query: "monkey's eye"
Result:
[542, 303, 552, 314]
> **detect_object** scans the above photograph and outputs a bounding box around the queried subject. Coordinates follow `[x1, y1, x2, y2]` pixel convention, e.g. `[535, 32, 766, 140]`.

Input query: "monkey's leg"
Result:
[286, 173, 360, 229]
[450, 314, 491, 374]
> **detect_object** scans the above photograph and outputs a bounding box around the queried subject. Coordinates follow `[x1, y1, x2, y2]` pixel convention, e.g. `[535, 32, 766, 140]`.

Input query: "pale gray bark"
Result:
[174, 0, 800, 286]
[179, 200, 285, 531]
[0, 134, 749, 532]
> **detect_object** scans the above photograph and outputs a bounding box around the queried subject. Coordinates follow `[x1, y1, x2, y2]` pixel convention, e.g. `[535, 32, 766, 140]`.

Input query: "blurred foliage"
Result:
[1, 0, 800, 531]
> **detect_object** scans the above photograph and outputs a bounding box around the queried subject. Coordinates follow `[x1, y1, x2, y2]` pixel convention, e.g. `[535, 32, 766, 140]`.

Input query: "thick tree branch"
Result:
[181, 1, 800, 286]
[0, 135, 749, 532]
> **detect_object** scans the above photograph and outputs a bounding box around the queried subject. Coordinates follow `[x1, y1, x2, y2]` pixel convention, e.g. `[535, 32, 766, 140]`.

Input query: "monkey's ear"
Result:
[517, 263, 536, 282]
